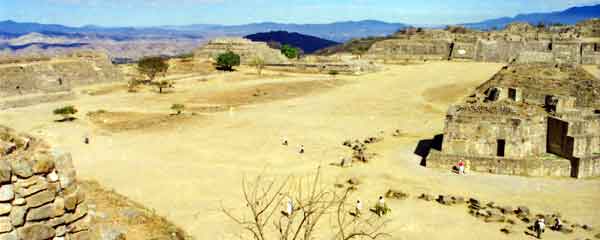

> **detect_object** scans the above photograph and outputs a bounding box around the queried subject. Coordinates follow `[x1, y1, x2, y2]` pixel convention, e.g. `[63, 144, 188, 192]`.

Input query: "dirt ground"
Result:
[1, 62, 599, 240]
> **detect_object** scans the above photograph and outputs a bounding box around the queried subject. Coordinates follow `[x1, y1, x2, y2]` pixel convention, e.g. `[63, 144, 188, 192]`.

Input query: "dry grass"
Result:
[192, 79, 345, 107]
[81, 180, 192, 240]
[87, 111, 196, 132]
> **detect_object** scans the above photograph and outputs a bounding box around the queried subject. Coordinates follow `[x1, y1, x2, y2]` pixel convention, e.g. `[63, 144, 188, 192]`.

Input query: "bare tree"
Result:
[222, 167, 390, 240]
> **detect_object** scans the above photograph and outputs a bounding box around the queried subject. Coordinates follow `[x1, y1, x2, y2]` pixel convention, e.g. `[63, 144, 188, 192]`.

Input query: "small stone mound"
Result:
[0, 125, 90, 239]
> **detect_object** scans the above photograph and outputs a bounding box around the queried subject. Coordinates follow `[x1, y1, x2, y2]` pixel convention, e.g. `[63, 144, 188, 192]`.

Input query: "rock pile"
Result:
[0, 125, 90, 240]
[341, 136, 383, 166]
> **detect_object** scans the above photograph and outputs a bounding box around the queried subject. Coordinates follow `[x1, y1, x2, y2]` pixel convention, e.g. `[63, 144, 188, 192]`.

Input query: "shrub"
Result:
[53, 105, 78, 121]
[281, 44, 300, 59]
[171, 104, 185, 115]
[216, 51, 241, 71]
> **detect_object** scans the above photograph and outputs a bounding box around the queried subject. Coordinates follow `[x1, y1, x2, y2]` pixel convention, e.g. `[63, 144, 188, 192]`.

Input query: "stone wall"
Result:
[0, 126, 90, 240]
[427, 150, 572, 177]
[366, 39, 451, 61]
[442, 106, 547, 159]
[366, 35, 600, 65]
[0, 51, 124, 98]
[578, 157, 600, 178]
[0, 92, 76, 110]
[193, 37, 288, 65]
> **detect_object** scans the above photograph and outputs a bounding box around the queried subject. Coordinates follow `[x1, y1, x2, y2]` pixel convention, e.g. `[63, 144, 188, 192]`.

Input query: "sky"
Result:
[1, 0, 600, 27]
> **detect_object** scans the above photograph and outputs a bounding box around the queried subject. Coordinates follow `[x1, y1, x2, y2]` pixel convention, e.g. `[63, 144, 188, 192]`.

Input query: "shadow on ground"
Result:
[414, 134, 444, 167]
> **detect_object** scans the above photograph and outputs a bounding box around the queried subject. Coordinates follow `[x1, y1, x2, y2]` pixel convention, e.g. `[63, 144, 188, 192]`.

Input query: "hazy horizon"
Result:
[1, 0, 600, 28]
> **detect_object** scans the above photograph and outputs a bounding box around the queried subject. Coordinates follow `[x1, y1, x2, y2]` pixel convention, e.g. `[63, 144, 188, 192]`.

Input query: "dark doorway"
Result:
[548, 43, 553, 51]
[547, 117, 569, 157]
[485, 88, 500, 102]
[508, 88, 517, 101]
[497, 139, 506, 157]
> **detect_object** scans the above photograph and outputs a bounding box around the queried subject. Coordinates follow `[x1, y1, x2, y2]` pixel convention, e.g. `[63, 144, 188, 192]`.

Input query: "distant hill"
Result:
[245, 31, 339, 54]
[165, 20, 409, 42]
[463, 4, 600, 29]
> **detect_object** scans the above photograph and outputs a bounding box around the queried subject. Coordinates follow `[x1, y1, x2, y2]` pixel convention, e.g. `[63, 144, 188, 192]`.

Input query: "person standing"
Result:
[285, 197, 293, 217]
[376, 196, 385, 216]
[355, 200, 362, 217]
[457, 160, 465, 175]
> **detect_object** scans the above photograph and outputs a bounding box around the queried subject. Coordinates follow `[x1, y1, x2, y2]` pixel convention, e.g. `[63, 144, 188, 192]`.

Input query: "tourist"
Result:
[299, 145, 304, 154]
[376, 196, 385, 216]
[457, 160, 465, 175]
[355, 199, 362, 217]
[282, 139, 288, 146]
[84, 136, 90, 145]
[285, 198, 293, 217]
[534, 218, 545, 239]
[553, 217, 562, 231]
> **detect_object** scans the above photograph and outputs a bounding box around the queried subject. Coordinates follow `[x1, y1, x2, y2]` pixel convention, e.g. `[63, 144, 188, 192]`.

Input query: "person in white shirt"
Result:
[355, 200, 363, 216]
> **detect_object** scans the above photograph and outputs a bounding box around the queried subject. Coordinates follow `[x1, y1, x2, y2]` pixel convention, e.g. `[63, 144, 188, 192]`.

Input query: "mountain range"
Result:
[463, 4, 600, 30]
[1, 4, 599, 58]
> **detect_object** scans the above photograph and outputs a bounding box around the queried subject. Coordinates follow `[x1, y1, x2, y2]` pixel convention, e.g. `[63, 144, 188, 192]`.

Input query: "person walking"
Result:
[535, 218, 545, 239]
[299, 145, 305, 154]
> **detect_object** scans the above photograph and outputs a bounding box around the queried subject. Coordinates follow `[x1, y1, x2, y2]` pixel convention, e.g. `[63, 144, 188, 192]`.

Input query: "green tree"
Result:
[53, 105, 78, 122]
[171, 104, 185, 115]
[281, 44, 300, 59]
[137, 56, 169, 82]
[216, 51, 241, 71]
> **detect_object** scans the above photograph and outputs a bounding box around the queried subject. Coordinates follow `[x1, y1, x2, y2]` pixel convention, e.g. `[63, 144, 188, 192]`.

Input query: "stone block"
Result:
[0, 204, 10, 216]
[8, 206, 26, 227]
[0, 162, 11, 184]
[0, 217, 11, 233]
[0, 229, 17, 240]
[15, 177, 48, 197]
[30, 152, 55, 174]
[0, 185, 14, 202]
[18, 223, 55, 240]
[8, 158, 33, 179]
[26, 190, 55, 208]
[26, 204, 54, 221]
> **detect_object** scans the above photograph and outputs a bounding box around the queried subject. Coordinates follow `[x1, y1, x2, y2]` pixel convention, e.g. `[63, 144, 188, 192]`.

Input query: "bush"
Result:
[53, 105, 78, 121]
[216, 51, 241, 71]
[281, 44, 300, 59]
[171, 104, 185, 115]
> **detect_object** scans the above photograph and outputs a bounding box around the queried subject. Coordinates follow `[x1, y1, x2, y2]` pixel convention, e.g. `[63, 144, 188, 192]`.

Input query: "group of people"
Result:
[354, 196, 387, 217]
[282, 138, 304, 154]
[533, 216, 563, 239]
[283, 196, 388, 218]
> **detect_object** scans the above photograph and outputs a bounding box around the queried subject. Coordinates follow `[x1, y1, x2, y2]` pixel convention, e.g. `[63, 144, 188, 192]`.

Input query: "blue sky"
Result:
[1, 0, 600, 27]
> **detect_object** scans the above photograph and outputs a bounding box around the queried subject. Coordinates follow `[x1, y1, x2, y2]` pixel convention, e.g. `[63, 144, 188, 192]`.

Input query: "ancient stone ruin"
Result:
[0, 125, 89, 239]
[193, 37, 289, 64]
[0, 51, 124, 110]
[366, 21, 600, 65]
[427, 64, 600, 178]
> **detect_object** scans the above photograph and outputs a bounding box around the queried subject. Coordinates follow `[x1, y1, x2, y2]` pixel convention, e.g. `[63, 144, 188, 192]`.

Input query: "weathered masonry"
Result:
[427, 64, 600, 178]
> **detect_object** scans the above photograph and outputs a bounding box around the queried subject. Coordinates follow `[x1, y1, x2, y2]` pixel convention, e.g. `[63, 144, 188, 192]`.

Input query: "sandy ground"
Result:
[1, 62, 599, 240]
